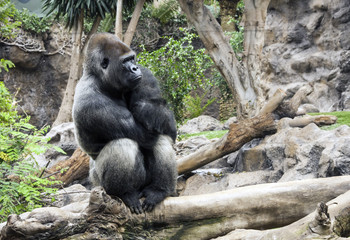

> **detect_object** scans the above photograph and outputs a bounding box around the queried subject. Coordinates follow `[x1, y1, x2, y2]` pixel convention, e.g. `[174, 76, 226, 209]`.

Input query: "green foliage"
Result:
[99, 13, 114, 33]
[184, 92, 216, 119]
[0, 0, 21, 39]
[13, 8, 52, 33]
[0, 59, 15, 72]
[0, 82, 63, 222]
[43, 0, 117, 29]
[308, 111, 350, 130]
[137, 29, 214, 123]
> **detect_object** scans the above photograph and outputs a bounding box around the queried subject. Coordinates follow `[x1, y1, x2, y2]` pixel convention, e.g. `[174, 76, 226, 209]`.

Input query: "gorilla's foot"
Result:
[121, 192, 143, 214]
[140, 187, 167, 212]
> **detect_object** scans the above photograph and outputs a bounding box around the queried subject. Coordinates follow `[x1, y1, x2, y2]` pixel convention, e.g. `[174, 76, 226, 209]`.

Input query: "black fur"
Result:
[73, 33, 177, 214]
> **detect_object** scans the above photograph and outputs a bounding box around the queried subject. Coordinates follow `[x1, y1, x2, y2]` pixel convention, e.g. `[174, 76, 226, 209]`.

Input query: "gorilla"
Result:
[72, 32, 177, 214]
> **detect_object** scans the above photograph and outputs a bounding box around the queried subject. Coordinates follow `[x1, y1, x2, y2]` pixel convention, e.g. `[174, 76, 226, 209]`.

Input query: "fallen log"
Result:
[213, 188, 350, 240]
[177, 113, 337, 175]
[2, 176, 350, 240]
[45, 148, 90, 186]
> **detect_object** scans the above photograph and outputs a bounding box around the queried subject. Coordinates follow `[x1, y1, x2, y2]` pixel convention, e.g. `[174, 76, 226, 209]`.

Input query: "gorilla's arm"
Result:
[128, 67, 177, 142]
[75, 92, 158, 150]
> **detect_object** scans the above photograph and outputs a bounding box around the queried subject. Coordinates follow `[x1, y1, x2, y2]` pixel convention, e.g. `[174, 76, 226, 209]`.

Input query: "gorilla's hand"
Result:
[132, 101, 177, 141]
[139, 187, 167, 212]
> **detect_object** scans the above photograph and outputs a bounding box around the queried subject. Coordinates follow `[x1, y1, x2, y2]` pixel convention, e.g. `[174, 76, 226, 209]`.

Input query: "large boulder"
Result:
[178, 115, 224, 134]
[229, 123, 350, 182]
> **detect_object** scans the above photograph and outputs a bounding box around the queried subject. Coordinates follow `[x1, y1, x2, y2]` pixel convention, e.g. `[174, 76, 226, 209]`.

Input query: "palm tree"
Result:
[43, 0, 117, 126]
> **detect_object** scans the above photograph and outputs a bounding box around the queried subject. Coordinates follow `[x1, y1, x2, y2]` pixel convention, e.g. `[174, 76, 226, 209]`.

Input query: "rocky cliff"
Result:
[261, 0, 350, 112]
[0, 24, 71, 128]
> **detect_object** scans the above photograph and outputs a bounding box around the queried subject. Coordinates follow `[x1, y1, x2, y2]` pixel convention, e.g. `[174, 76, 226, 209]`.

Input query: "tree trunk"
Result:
[123, 0, 146, 46]
[177, 113, 276, 174]
[115, 0, 123, 39]
[178, 0, 258, 119]
[53, 15, 102, 127]
[52, 13, 84, 127]
[241, 0, 271, 115]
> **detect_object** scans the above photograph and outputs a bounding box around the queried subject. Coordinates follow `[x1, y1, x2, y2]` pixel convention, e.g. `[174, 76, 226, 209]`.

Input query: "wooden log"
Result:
[177, 113, 276, 174]
[132, 176, 350, 233]
[44, 148, 89, 186]
[2, 176, 350, 239]
[213, 188, 350, 240]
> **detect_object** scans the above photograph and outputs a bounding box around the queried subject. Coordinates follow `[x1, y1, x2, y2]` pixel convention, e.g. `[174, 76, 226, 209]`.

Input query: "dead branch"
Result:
[45, 148, 89, 186]
[177, 88, 337, 175]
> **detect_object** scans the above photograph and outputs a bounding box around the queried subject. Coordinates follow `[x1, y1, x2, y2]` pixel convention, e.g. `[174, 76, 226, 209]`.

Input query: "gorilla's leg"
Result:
[90, 138, 146, 214]
[141, 135, 177, 211]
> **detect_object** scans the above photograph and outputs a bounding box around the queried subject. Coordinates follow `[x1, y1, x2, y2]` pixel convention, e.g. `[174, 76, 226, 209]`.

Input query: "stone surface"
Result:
[0, 24, 71, 128]
[178, 115, 224, 134]
[261, 0, 350, 112]
[35, 122, 77, 168]
[228, 123, 350, 182]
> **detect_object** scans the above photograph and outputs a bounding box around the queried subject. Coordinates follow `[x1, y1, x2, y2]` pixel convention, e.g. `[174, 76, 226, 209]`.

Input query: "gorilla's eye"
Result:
[101, 58, 109, 69]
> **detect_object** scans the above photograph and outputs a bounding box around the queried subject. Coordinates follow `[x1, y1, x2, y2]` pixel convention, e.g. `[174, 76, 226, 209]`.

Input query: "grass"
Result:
[178, 130, 228, 141]
[308, 111, 350, 130]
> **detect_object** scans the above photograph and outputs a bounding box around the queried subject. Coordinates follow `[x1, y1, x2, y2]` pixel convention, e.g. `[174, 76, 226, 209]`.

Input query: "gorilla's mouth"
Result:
[131, 76, 142, 84]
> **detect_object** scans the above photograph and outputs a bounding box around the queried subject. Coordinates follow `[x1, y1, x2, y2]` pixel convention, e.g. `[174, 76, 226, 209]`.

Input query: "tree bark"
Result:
[178, 0, 256, 119]
[115, 0, 123, 39]
[123, 0, 146, 46]
[178, 0, 272, 118]
[52, 12, 84, 127]
[53, 15, 102, 127]
[45, 148, 90, 186]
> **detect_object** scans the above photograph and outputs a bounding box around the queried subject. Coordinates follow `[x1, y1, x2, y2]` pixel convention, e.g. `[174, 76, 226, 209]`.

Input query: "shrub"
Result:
[13, 8, 52, 34]
[0, 0, 21, 39]
[137, 29, 214, 123]
[0, 82, 63, 222]
[184, 91, 216, 119]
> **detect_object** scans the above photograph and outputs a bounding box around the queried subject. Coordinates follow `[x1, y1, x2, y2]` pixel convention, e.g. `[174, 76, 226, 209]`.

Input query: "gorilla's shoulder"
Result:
[139, 66, 158, 86]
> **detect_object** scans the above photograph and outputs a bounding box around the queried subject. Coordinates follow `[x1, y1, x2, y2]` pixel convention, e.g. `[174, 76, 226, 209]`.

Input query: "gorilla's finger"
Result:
[130, 205, 143, 214]
[142, 201, 155, 212]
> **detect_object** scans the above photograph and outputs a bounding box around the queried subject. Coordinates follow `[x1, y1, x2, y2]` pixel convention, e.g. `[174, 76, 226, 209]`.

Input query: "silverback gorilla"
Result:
[73, 33, 177, 214]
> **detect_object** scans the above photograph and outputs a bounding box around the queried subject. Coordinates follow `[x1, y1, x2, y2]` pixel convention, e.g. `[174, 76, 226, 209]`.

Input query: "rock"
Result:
[228, 123, 350, 182]
[52, 184, 90, 209]
[261, 0, 350, 112]
[178, 115, 224, 134]
[296, 104, 319, 115]
[0, 24, 71, 128]
[223, 116, 238, 130]
[180, 170, 281, 196]
[175, 136, 212, 158]
[36, 122, 77, 168]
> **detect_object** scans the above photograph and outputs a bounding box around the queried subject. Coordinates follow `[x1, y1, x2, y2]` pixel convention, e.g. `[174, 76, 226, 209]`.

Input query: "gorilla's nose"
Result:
[131, 65, 139, 72]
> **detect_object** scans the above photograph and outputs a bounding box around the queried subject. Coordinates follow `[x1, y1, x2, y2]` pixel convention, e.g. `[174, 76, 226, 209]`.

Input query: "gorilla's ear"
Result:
[101, 58, 109, 69]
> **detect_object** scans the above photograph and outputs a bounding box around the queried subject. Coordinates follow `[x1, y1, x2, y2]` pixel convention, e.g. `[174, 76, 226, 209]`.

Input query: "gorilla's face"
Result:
[85, 33, 142, 91]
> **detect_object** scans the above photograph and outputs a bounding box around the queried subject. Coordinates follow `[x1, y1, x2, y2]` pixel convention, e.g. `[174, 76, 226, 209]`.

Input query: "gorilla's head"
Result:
[84, 33, 142, 91]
